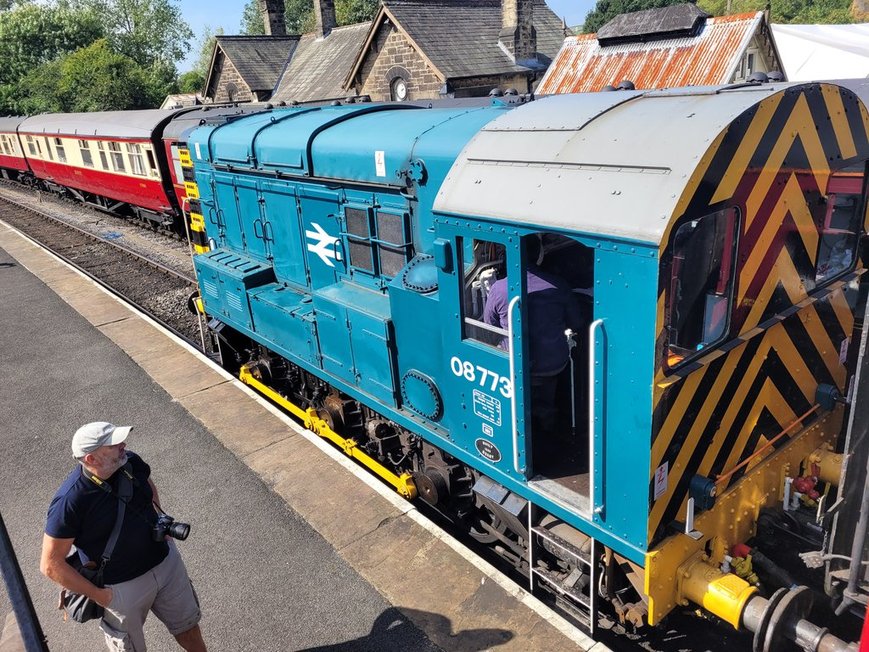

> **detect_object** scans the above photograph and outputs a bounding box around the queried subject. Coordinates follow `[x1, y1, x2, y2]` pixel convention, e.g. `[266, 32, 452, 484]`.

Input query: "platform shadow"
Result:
[299, 606, 513, 651]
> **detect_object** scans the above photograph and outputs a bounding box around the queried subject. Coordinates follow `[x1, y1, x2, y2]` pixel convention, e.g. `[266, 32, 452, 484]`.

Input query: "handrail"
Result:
[507, 295, 523, 474]
[588, 318, 605, 518]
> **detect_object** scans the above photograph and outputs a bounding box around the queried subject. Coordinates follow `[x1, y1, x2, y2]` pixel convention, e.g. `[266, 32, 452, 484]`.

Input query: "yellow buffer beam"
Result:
[238, 365, 418, 500]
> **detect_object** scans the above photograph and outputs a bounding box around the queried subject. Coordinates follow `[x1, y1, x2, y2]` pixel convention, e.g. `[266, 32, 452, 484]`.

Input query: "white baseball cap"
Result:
[72, 422, 132, 458]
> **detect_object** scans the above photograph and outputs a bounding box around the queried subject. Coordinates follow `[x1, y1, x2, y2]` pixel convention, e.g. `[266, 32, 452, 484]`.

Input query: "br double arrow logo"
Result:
[305, 222, 341, 267]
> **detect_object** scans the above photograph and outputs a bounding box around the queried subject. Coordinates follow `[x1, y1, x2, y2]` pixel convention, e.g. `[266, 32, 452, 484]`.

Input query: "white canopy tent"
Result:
[771, 23, 869, 81]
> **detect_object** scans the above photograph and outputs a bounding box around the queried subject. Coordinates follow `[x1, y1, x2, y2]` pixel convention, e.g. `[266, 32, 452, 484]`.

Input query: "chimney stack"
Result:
[314, 0, 338, 38]
[259, 0, 287, 36]
[500, 0, 536, 63]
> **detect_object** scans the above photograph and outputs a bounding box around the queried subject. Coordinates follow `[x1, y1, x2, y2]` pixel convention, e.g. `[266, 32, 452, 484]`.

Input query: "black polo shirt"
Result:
[45, 452, 169, 584]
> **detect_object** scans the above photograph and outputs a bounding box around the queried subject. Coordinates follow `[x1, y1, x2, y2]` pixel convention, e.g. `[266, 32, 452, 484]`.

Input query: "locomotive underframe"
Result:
[210, 326, 630, 631]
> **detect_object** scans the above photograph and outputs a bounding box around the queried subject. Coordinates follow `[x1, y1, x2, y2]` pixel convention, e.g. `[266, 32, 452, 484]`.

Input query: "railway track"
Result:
[0, 194, 203, 348]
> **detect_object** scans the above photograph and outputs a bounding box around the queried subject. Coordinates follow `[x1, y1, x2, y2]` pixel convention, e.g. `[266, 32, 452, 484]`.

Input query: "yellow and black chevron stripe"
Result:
[649, 83, 869, 545]
[179, 146, 209, 254]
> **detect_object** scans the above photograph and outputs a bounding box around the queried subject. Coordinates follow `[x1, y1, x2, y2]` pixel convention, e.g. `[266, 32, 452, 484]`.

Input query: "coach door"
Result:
[437, 227, 529, 481]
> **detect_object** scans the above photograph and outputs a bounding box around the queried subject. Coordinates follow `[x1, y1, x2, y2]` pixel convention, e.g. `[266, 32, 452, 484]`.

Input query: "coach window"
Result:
[815, 169, 866, 283]
[25, 136, 36, 157]
[146, 149, 158, 176]
[107, 142, 125, 172]
[44, 138, 53, 161]
[127, 143, 146, 176]
[0, 136, 10, 156]
[96, 142, 109, 169]
[78, 140, 93, 167]
[53, 138, 66, 163]
[667, 207, 738, 367]
[460, 237, 508, 347]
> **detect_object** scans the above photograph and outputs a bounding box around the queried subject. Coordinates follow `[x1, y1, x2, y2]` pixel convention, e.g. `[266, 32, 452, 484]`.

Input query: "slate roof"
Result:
[536, 11, 770, 95]
[597, 3, 708, 44]
[349, 0, 569, 83]
[212, 36, 300, 93]
[271, 23, 371, 103]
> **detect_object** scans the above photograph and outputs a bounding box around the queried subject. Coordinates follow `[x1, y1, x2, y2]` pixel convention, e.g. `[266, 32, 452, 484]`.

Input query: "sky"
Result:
[177, 0, 597, 71]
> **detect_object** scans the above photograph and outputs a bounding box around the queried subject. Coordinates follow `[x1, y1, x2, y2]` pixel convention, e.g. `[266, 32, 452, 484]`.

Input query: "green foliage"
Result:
[0, 2, 105, 86]
[194, 26, 223, 77]
[241, 0, 266, 34]
[696, 0, 853, 23]
[585, 0, 854, 32]
[336, 0, 378, 24]
[242, 0, 378, 36]
[75, 0, 194, 67]
[178, 70, 205, 94]
[18, 39, 161, 113]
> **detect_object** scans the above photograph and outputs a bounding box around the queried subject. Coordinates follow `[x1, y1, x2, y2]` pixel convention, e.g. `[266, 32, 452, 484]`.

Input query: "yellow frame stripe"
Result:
[239, 365, 418, 500]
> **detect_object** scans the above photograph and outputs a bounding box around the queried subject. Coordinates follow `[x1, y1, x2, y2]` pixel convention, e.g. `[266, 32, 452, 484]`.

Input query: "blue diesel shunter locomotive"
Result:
[188, 83, 869, 649]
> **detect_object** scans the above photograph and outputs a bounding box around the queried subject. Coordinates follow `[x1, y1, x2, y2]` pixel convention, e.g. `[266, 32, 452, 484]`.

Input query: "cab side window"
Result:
[459, 237, 507, 348]
[815, 170, 866, 283]
[667, 207, 738, 366]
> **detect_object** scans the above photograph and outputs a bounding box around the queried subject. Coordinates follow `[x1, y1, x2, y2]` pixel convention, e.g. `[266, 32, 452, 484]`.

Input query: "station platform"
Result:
[0, 220, 601, 652]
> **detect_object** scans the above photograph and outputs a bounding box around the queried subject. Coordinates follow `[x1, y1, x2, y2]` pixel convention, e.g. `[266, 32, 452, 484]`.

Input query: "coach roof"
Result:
[0, 117, 25, 132]
[19, 109, 180, 140]
[434, 81, 869, 246]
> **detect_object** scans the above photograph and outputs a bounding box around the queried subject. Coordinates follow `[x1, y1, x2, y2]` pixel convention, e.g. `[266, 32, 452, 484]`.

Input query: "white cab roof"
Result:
[434, 83, 817, 245]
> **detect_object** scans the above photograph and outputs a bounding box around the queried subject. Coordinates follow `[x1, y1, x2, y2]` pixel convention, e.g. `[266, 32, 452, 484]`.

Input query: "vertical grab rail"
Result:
[588, 319, 605, 519]
[508, 296, 523, 474]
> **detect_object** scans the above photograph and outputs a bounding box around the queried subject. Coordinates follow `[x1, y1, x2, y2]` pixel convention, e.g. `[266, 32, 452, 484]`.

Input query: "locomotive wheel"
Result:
[318, 394, 347, 431]
[414, 470, 449, 506]
[468, 503, 509, 544]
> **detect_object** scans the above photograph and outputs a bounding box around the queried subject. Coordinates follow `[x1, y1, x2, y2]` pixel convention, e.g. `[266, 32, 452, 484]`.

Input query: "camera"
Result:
[152, 513, 190, 542]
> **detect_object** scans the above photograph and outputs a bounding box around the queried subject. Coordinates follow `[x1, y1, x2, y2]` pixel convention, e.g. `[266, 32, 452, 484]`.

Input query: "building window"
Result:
[107, 141, 125, 172]
[127, 143, 146, 176]
[78, 140, 93, 167]
[667, 207, 739, 367]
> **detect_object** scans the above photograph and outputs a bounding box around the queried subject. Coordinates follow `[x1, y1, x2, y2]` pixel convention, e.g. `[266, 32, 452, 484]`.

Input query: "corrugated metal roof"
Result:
[537, 12, 763, 95]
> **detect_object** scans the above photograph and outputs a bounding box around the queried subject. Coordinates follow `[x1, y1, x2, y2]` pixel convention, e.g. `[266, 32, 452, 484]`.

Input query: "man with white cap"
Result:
[40, 422, 207, 651]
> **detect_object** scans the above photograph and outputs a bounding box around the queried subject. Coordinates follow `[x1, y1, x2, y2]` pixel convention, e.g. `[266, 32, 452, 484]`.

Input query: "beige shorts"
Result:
[99, 543, 201, 652]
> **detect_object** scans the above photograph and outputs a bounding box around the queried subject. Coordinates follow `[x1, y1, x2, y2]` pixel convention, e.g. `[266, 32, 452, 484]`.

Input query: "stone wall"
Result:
[209, 52, 254, 103]
[357, 24, 443, 101]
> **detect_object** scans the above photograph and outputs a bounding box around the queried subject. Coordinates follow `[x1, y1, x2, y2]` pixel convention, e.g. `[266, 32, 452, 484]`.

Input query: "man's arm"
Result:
[40, 534, 113, 607]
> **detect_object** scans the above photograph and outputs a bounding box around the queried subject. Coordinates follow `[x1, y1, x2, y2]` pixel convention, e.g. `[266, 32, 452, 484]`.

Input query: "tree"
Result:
[178, 70, 205, 94]
[18, 39, 158, 113]
[0, 2, 105, 86]
[697, 0, 853, 23]
[336, 0, 378, 24]
[241, 0, 266, 34]
[194, 26, 223, 77]
[76, 0, 193, 67]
